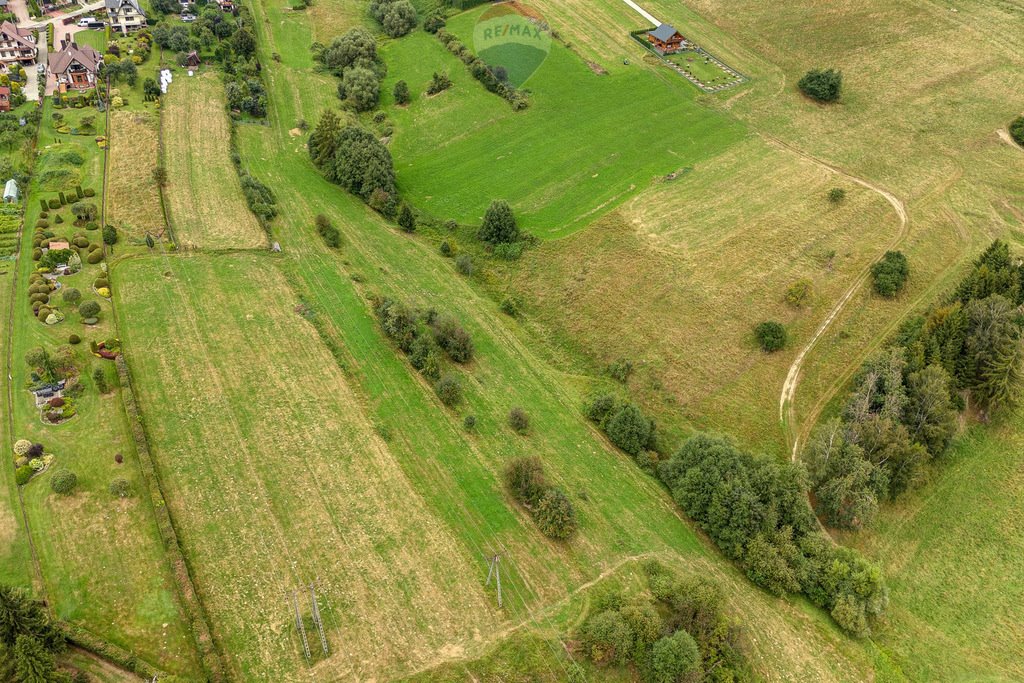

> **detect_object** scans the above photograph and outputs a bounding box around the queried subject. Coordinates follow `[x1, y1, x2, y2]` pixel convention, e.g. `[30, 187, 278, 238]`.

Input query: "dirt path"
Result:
[767, 136, 909, 460]
[621, 0, 660, 27]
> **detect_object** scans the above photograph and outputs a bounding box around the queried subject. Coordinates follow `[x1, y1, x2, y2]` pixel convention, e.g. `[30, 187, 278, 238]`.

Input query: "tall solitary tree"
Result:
[478, 200, 519, 245]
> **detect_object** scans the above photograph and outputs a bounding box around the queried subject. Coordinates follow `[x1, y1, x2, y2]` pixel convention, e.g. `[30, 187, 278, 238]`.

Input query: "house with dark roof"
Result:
[48, 43, 102, 91]
[0, 21, 37, 66]
[105, 0, 146, 33]
[646, 24, 686, 55]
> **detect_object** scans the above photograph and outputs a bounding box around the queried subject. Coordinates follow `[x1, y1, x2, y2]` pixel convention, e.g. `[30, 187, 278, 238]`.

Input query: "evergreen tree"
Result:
[477, 200, 519, 245]
[392, 79, 410, 105]
[397, 203, 416, 232]
[13, 634, 58, 683]
[978, 330, 1024, 412]
[309, 110, 341, 168]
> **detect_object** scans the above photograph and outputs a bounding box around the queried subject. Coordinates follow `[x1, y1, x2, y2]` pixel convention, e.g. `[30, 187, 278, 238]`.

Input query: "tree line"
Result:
[804, 240, 1024, 529]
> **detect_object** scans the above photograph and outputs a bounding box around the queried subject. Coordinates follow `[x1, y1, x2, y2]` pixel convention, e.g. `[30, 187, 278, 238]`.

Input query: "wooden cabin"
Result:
[646, 24, 685, 54]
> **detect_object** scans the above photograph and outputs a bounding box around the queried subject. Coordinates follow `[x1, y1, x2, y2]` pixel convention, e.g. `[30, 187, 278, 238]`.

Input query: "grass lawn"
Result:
[161, 71, 266, 250]
[6, 99, 202, 677]
[665, 49, 735, 85]
[72, 29, 107, 52]
[381, 11, 745, 237]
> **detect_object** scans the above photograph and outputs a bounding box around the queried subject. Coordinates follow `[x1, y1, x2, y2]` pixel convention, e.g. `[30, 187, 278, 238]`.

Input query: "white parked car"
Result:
[77, 17, 92, 27]
[36, 62, 44, 74]
[181, 13, 196, 21]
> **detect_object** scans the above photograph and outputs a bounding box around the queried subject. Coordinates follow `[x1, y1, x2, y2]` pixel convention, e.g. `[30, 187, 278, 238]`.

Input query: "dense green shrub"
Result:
[534, 487, 577, 539]
[785, 279, 813, 308]
[1009, 116, 1024, 146]
[827, 187, 846, 203]
[426, 71, 452, 95]
[499, 295, 521, 317]
[393, 79, 410, 105]
[315, 214, 340, 248]
[31, 248, 41, 261]
[492, 241, 524, 260]
[798, 68, 842, 102]
[587, 395, 657, 458]
[478, 200, 518, 245]
[93, 366, 108, 394]
[870, 251, 909, 297]
[397, 203, 416, 232]
[433, 372, 462, 406]
[645, 631, 700, 683]
[439, 240, 453, 257]
[93, 278, 108, 290]
[35, 220, 48, 229]
[47, 199, 59, 210]
[423, 12, 445, 33]
[508, 406, 529, 433]
[754, 321, 787, 352]
[15, 465, 33, 486]
[309, 115, 396, 209]
[61, 288, 81, 305]
[579, 610, 634, 666]
[370, 0, 417, 37]
[86, 250, 103, 264]
[339, 66, 381, 111]
[504, 456, 546, 506]
[78, 301, 100, 318]
[67, 334, 80, 345]
[49, 469, 77, 495]
[83, 188, 95, 197]
[463, 414, 476, 430]
[432, 315, 474, 363]
[455, 254, 474, 275]
[102, 224, 118, 245]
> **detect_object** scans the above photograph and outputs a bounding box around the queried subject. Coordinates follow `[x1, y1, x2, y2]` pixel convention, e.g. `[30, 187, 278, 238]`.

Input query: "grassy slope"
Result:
[203, 0, 888, 679]
[383, 11, 745, 236]
[162, 72, 266, 250]
[842, 418, 1024, 682]
[8, 102, 201, 676]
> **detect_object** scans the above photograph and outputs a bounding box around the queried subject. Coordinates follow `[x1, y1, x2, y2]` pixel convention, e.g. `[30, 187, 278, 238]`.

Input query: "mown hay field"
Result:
[107, 110, 164, 239]
[162, 72, 266, 250]
[115, 254, 498, 682]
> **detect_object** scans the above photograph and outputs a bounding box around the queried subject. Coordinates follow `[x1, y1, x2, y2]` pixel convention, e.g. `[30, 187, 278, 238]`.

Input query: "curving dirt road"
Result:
[767, 136, 909, 460]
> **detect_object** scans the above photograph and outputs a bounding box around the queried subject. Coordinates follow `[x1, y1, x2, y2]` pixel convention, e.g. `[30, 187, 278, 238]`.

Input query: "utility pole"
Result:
[486, 554, 502, 608]
[309, 580, 329, 655]
[292, 590, 310, 662]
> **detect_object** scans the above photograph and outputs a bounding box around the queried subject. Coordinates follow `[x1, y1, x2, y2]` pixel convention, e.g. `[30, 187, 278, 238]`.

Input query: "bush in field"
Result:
[310, 118, 396, 203]
[86, 250, 103, 264]
[61, 288, 81, 306]
[827, 187, 846, 203]
[316, 27, 380, 77]
[92, 366, 108, 394]
[423, 12, 445, 34]
[534, 487, 577, 539]
[13, 439, 32, 456]
[508, 406, 529, 433]
[67, 334, 80, 345]
[1009, 115, 1024, 146]
[393, 79, 410, 105]
[754, 321, 787, 352]
[78, 301, 100, 319]
[398, 203, 416, 232]
[579, 610, 634, 666]
[109, 477, 133, 498]
[426, 71, 452, 95]
[478, 200, 518, 245]
[434, 373, 462, 406]
[785, 279, 813, 308]
[871, 251, 909, 297]
[370, 0, 417, 37]
[455, 254, 474, 275]
[504, 456, 546, 506]
[49, 469, 77, 495]
[463, 414, 476, 430]
[70, 202, 98, 222]
[644, 631, 701, 683]
[102, 224, 117, 245]
[315, 214, 340, 248]
[604, 403, 655, 456]
[432, 315, 473, 363]
[340, 66, 380, 112]
[798, 68, 842, 102]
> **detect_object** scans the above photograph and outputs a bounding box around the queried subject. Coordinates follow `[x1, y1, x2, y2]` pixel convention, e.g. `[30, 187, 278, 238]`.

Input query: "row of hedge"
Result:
[115, 356, 227, 681]
[434, 29, 530, 110]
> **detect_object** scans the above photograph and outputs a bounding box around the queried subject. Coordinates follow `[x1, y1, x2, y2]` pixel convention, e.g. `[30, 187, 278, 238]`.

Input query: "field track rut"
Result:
[766, 136, 909, 461]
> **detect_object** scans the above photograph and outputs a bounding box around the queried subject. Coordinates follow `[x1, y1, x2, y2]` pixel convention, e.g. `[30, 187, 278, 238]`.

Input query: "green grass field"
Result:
[381, 10, 745, 236]
[844, 417, 1024, 681]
